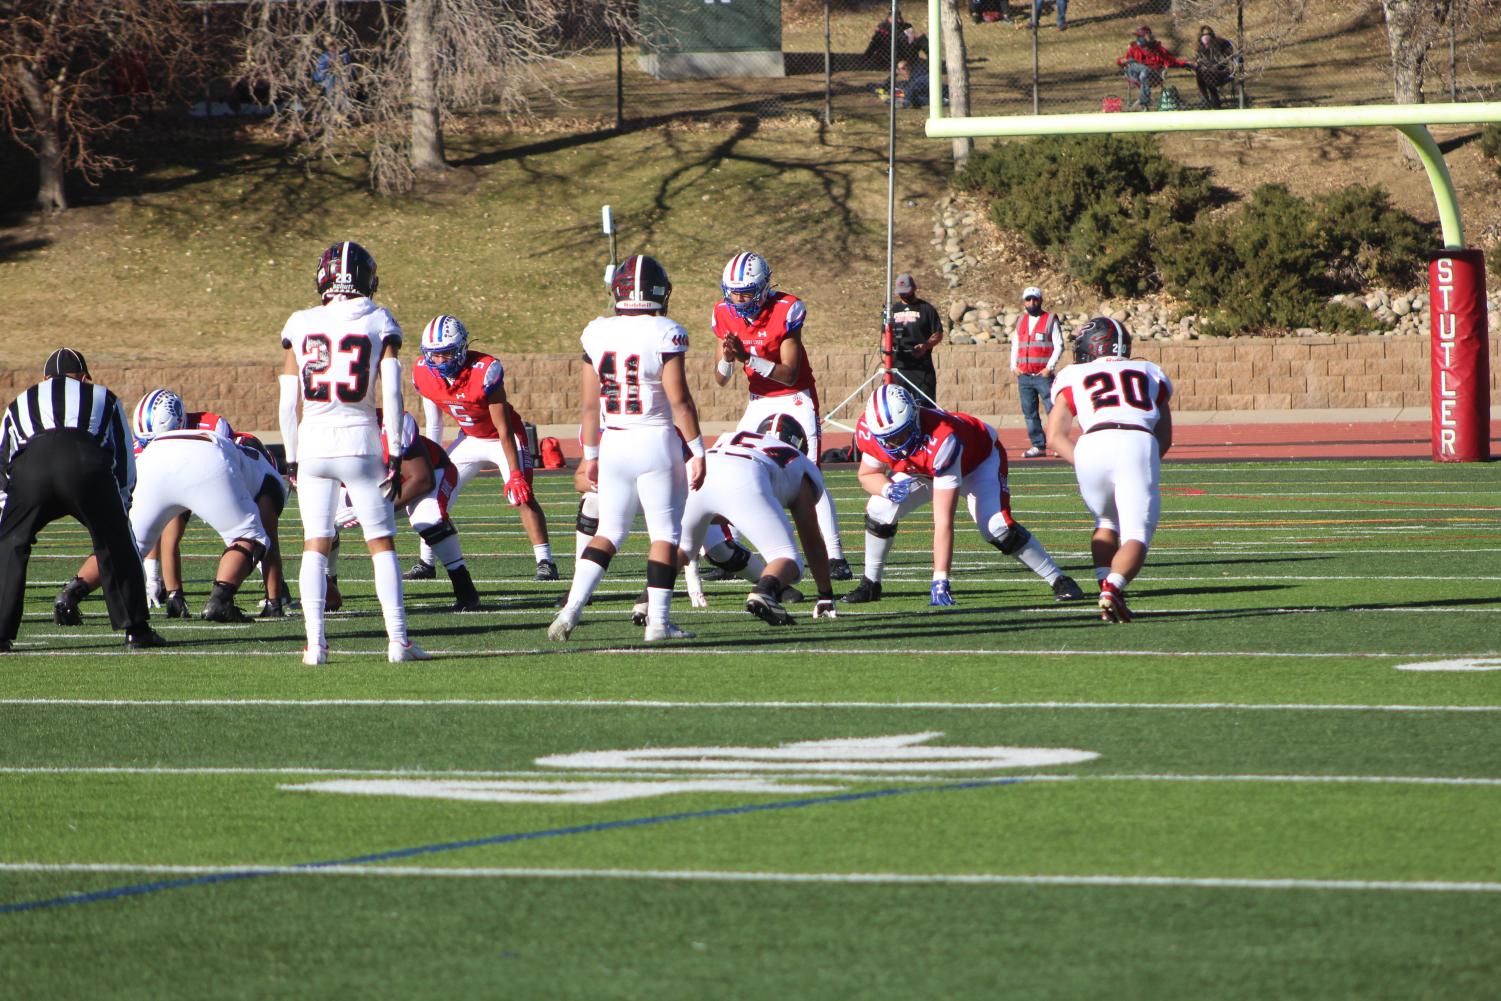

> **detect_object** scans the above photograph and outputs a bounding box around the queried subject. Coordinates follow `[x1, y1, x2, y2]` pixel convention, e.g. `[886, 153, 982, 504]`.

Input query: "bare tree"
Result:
[938, 0, 971, 170]
[239, 0, 629, 194]
[0, 0, 200, 212]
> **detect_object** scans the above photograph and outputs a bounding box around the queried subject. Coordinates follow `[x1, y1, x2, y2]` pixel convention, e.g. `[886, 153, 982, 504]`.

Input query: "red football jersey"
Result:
[854, 409, 996, 481]
[712, 291, 817, 399]
[413, 351, 507, 439]
[185, 410, 233, 438]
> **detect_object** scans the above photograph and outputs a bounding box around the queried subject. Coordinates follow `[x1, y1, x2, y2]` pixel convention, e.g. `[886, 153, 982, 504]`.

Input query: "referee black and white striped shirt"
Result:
[0, 375, 135, 501]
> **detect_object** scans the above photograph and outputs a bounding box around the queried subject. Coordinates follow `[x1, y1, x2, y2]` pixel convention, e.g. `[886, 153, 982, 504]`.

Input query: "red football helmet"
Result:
[611, 255, 671, 313]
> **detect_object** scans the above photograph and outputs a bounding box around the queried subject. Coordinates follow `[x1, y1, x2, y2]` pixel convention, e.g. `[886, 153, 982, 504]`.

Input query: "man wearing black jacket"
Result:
[0, 348, 164, 652]
[888, 273, 945, 405]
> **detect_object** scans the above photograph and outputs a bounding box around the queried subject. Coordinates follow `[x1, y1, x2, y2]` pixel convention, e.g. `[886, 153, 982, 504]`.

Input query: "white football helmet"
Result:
[721, 251, 772, 320]
[864, 384, 923, 459]
[421, 314, 469, 378]
[132, 389, 186, 442]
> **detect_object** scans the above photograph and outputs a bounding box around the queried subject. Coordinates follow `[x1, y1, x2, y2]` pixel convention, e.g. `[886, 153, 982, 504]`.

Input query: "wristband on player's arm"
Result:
[686, 436, 705, 459]
[746, 355, 776, 378]
[582, 444, 600, 461]
[716, 359, 734, 378]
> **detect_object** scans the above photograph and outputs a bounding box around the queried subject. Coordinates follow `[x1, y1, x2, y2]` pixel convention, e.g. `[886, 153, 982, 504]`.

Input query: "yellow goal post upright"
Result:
[923, 17, 1500, 461]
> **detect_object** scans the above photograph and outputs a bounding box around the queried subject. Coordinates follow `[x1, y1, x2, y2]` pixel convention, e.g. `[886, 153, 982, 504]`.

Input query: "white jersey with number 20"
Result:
[1051, 357, 1172, 432]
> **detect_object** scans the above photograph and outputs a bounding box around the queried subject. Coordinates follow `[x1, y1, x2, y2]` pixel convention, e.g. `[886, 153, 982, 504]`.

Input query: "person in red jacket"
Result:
[1117, 24, 1192, 111]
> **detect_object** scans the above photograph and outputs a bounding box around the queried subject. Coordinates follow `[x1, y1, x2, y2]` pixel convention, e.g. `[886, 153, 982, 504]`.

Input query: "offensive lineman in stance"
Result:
[848, 384, 1085, 606]
[1046, 317, 1173, 623]
[278, 241, 428, 664]
[550, 254, 706, 642]
[409, 314, 557, 582]
[712, 251, 851, 580]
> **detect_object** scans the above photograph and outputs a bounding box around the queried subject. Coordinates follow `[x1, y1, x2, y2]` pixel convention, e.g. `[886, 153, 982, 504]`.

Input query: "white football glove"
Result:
[690, 590, 709, 609]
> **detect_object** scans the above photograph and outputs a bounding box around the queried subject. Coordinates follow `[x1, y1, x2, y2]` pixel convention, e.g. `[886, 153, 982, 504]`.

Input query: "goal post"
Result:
[925, 14, 1498, 460]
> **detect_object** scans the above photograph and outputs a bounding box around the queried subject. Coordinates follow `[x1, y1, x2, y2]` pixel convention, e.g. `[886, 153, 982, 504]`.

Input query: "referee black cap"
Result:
[42, 347, 89, 379]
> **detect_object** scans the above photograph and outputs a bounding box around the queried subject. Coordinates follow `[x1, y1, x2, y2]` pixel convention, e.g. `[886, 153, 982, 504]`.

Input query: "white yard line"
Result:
[4, 696, 1498, 710]
[1, 862, 1496, 894]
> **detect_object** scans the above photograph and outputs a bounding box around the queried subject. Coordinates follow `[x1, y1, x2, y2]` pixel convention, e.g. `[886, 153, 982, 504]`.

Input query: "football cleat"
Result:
[1052, 575, 1086, 601]
[534, 559, 559, 582]
[201, 596, 251, 623]
[746, 591, 795, 627]
[630, 595, 649, 628]
[643, 621, 695, 642]
[1099, 582, 1132, 623]
[125, 627, 168, 651]
[549, 605, 582, 641]
[258, 596, 289, 618]
[165, 590, 192, 619]
[1022, 446, 1046, 458]
[700, 563, 739, 582]
[452, 597, 482, 612]
[324, 577, 344, 613]
[388, 640, 432, 662]
[302, 644, 328, 666]
[781, 584, 805, 604]
[827, 558, 854, 581]
[839, 577, 883, 604]
[402, 560, 436, 581]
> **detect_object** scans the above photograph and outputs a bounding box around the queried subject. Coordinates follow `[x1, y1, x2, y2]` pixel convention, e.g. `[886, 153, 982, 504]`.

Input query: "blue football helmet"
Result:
[421, 314, 470, 379]
[721, 251, 772, 321]
[863, 384, 923, 459]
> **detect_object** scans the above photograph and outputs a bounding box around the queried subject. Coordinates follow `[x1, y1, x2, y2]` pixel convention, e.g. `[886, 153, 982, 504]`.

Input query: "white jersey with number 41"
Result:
[1051, 357, 1173, 433]
[280, 296, 403, 457]
[580, 313, 689, 429]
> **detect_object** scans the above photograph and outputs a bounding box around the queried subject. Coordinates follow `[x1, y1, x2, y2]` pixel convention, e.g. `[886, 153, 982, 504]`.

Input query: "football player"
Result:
[278, 240, 428, 664]
[677, 423, 839, 627]
[550, 254, 706, 643]
[54, 392, 290, 624]
[845, 384, 1085, 607]
[712, 251, 852, 581]
[409, 314, 557, 582]
[333, 412, 480, 612]
[1046, 317, 1173, 623]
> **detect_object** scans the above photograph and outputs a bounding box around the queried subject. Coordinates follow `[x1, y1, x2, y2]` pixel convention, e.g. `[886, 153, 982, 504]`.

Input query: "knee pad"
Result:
[416, 519, 458, 546]
[864, 514, 899, 540]
[227, 539, 267, 565]
[705, 540, 752, 573]
[992, 522, 1032, 556]
[576, 495, 600, 537]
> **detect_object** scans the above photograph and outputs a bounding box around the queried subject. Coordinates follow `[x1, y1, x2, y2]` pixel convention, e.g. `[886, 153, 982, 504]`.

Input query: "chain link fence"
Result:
[524, 0, 1501, 127]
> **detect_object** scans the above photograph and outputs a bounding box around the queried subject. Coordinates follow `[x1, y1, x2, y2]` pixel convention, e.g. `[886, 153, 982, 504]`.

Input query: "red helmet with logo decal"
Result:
[611, 255, 672, 314]
[1073, 316, 1132, 363]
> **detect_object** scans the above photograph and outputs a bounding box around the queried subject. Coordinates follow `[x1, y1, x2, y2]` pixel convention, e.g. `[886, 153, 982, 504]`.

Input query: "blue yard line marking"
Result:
[1, 776, 1024, 915]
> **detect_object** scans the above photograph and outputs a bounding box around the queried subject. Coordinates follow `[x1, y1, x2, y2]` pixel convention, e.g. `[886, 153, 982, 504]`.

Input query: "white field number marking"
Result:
[536, 732, 1099, 774]
[280, 778, 839, 804]
[1395, 658, 1501, 672]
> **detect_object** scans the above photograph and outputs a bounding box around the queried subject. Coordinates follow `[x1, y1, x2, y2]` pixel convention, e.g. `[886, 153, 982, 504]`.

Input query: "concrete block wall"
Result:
[4, 334, 1498, 432]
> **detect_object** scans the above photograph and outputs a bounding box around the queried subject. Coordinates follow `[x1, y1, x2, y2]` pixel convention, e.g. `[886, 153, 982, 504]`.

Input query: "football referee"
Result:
[0, 348, 165, 652]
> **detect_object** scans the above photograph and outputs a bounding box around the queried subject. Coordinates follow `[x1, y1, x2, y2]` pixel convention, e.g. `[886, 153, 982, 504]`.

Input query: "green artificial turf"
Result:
[2, 459, 1498, 999]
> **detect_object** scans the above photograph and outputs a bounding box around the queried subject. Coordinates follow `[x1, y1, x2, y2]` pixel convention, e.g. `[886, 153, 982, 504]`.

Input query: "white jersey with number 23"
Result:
[279, 296, 403, 458]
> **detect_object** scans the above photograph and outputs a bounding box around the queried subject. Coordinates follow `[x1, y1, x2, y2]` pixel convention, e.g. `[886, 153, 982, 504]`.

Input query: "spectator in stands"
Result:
[898, 27, 927, 65]
[1117, 25, 1193, 111]
[1194, 25, 1236, 109]
[969, 0, 1013, 24]
[863, 10, 913, 68]
[1018, 0, 1067, 31]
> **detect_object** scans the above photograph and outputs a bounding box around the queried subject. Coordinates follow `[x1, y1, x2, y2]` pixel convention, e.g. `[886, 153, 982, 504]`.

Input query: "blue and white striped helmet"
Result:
[864, 384, 923, 459]
[721, 251, 772, 321]
[421, 314, 470, 379]
[131, 389, 186, 442]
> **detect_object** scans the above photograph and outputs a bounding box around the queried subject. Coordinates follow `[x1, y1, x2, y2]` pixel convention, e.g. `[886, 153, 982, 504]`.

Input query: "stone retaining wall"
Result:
[4, 334, 1498, 432]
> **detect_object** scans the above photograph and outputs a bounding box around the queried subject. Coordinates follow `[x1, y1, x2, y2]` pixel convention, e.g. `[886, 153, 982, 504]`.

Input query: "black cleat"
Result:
[700, 563, 739, 582]
[324, 576, 343, 613]
[402, 560, 436, 581]
[166, 590, 192, 619]
[839, 577, 883, 604]
[452, 597, 483, 612]
[201, 596, 251, 623]
[828, 558, 854, 581]
[534, 559, 559, 581]
[746, 591, 795, 626]
[0, 639, 11, 653]
[257, 596, 289, 618]
[1051, 575, 1086, 601]
[125, 626, 168, 650]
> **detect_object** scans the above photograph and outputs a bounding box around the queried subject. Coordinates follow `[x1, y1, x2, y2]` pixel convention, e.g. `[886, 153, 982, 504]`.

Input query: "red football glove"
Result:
[505, 469, 532, 506]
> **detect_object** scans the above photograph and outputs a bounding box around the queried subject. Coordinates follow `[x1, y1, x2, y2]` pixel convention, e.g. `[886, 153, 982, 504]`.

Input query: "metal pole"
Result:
[1031, 12, 1040, 114]
[823, 0, 833, 126]
[884, 0, 898, 367]
[615, 34, 624, 129]
[1235, 0, 1246, 110]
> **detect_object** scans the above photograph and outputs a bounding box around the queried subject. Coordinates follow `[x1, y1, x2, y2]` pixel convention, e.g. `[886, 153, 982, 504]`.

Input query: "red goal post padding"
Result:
[1430, 249, 1491, 462]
